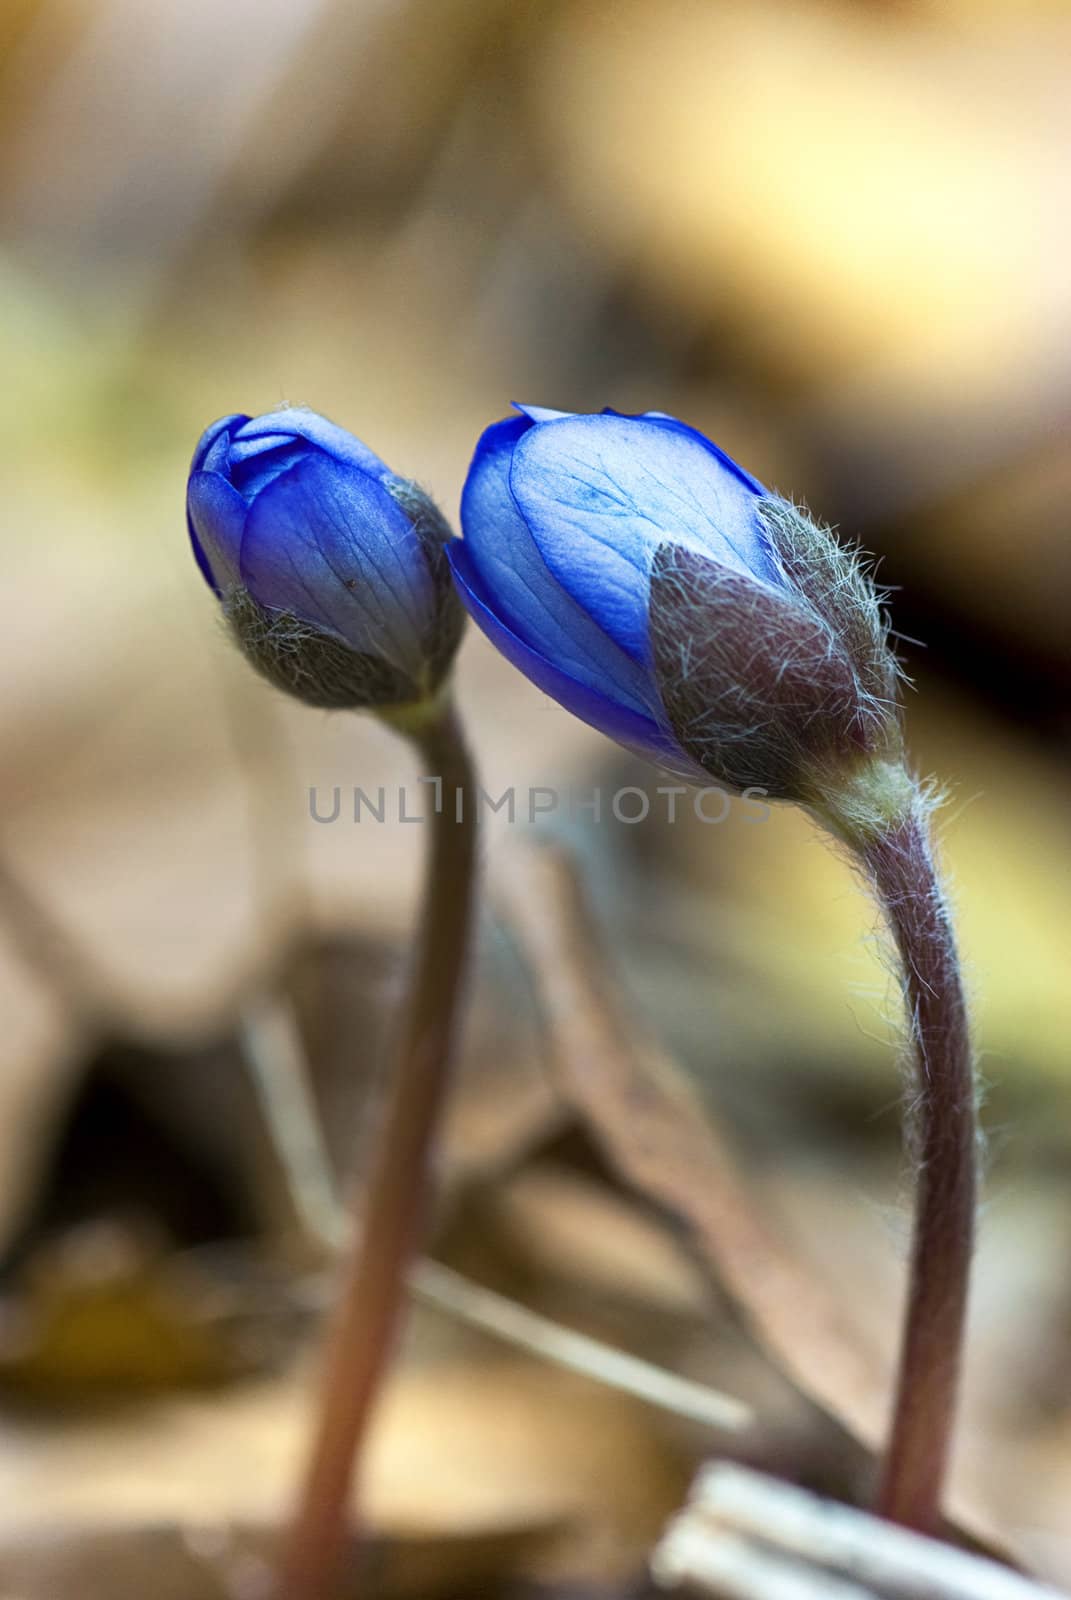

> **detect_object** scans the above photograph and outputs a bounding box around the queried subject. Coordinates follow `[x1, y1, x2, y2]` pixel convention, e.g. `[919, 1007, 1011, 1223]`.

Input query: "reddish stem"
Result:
[863, 799, 976, 1532]
[279, 700, 478, 1600]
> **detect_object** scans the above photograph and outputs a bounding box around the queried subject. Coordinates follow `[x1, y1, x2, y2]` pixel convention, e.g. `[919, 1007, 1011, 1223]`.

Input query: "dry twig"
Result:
[655, 1464, 1066, 1600]
[238, 990, 752, 1437]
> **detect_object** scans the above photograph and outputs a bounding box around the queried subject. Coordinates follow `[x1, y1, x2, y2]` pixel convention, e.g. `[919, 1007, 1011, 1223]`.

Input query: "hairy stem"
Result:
[278, 698, 478, 1600]
[860, 794, 976, 1532]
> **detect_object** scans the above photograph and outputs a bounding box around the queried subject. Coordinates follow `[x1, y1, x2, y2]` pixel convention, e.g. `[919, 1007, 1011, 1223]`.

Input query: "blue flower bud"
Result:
[449, 405, 901, 804]
[187, 408, 464, 712]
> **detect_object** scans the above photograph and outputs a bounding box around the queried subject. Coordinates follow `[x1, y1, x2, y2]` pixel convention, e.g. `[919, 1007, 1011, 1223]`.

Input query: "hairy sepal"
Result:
[650, 499, 903, 807]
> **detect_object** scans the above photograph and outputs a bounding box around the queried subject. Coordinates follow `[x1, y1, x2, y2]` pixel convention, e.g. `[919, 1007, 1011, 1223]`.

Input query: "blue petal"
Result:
[510, 413, 778, 660]
[203, 428, 238, 476]
[190, 413, 249, 474]
[459, 415, 657, 718]
[227, 440, 311, 502]
[449, 542, 698, 778]
[614, 409, 768, 499]
[187, 470, 248, 589]
[514, 403, 573, 424]
[187, 515, 220, 594]
[227, 431, 295, 458]
[238, 455, 432, 675]
[234, 408, 391, 480]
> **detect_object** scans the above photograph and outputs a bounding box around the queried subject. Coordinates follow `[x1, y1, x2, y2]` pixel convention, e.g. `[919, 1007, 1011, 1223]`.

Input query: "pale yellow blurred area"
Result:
[539, 0, 1070, 386]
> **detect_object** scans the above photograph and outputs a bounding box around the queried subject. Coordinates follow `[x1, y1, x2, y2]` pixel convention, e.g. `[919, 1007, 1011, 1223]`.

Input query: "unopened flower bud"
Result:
[449, 405, 903, 812]
[187, 408, 464, 714]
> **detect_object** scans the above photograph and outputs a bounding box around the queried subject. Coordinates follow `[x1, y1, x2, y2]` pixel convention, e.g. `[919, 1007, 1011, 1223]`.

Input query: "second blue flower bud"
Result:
[187, 408, 464, 714]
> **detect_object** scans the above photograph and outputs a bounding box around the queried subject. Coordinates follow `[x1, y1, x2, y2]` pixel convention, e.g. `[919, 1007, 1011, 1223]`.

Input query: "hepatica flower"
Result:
[449, 403, 977, 1538]
[187, 408, 464, 712]
[449, 405, 902, 809]
[187, 407, 480, 1599]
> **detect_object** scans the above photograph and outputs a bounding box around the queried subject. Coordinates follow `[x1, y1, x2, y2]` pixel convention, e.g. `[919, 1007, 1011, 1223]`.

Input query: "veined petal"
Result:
[460, 415, 657, 718]
[187, 516, 220, 594]
[227, 440, 310, 501]
[190, 413, 248, 474]
[621, 410, 768, 499]
[239, 455, 432, 675]
[187, 470, 247, 590]
[234, 408, 391, 479]
[449, 542, 696, 776]
[510, 413, 777, 659]
[227, 431, 299, 459]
